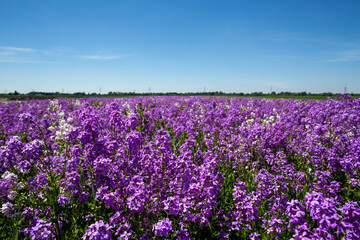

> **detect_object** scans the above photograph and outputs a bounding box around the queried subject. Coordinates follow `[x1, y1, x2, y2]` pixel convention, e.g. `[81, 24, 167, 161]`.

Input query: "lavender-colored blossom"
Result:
[1, 94, 360, 239]
[24, 219, 55, 240]
[304, 191, 341, 237]
[153, 218, 173, 237]
[85, 214, 95, 222]
[57, 194, 70, 206]
[176, 228, 191, 240]
[19, 112, 35, 123]
[290, 222, 314, 240]
[114, 223, 133, 240]
[249, 232, 261, 240]
[341, 201, 360, 239]
[285, 200, 306, 228]
[83, 220, 113, 240]
[109, 211, 125, 225]
[217, 229, 229, 239]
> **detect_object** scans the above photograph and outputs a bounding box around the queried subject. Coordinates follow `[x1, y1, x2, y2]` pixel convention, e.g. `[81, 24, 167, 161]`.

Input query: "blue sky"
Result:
[0, 0, 360, 94]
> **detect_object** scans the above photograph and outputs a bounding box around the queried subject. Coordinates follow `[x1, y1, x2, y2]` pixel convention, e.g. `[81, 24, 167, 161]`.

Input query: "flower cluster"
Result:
[0, 94, 359, 239]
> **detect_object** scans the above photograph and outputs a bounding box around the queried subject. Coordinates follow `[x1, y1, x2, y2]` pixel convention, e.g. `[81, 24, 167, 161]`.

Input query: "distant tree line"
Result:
[0, 90, 359, 100]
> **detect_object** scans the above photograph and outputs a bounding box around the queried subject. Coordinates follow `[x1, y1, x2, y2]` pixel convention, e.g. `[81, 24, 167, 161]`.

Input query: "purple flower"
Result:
[231, 181, 259, 230]
[266, 217, 285, 235]
[285, 199, 306, 228]
[249, 232, 261, 240]
[126, 114, 138, 130]
[126, 184, 148, 213]
[115, 223, 133, 240]
[304, 191, 341, 236]
[341, 201, 360, 239]
[176, 229, 191, 240]
[109, 211, 125, 225]
[153, 218, 173, 238]
[2, 95, 360, 239]
[57, 194, 70, 206]
[176, 221, 191, 240]
[24, 219, 55, 240]
[163, 196, 180, 215]
[217, 229, 229, 239]
[290, 222, 314, 240]
[19, 113, 34, 123]
[17, 160, 32, 174]
[85, 214, 94, 222]
[82, 220, 113, 240]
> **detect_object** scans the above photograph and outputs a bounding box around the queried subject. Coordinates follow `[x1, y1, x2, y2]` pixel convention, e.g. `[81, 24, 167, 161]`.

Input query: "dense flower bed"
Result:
[1, 95, 360, 239]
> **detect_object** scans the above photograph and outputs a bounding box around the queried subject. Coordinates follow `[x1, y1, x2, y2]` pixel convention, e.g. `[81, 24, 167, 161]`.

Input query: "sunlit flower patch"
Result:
[0, 95, 359, 239]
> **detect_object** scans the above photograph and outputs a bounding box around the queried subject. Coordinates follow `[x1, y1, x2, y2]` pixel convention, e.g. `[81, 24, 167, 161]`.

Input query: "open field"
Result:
[1, 95, 360, 239]
[1, 92, 360, 102]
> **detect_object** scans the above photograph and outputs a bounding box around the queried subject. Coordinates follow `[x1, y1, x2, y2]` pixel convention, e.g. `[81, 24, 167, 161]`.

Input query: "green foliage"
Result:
[90, 100, 102, 108]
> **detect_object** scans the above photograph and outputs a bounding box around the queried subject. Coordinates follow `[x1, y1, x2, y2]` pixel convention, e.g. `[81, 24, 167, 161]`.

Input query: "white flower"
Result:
[1, 203, 13, 217]
[58, 111, 65, 118]
[246, 119, 254, 125]
[50, 99, 59, 106]
[55, 131, 62, 138]
[2, 171, 17, 181]
[348, 132, 354, 138]
[1, 203, 20, 218]
[74, 100, 81, 106]
[8, 191, 16, 200]
[59, 119, 66, 125]
[16, 182, 25, 190]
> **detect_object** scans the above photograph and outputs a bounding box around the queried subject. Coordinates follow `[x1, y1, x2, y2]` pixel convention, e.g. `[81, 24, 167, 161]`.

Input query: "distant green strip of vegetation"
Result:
[0, 90, 359, 101]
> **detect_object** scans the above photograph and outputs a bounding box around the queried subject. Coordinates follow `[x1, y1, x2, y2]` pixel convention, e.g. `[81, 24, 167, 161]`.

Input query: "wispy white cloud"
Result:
[0, 46, 37, 62]
[0, 51, 15, 56]
[74, 54, 132, 60]
[0, 46, 35, 52]
[324, 48, 360, 62]
[75, 55, 122, 60]
[0, 46, 61, 63]
[42, 47, 75, 56]
[0, 46, 132, 63]
[0, 46, 35, 58]
[265, 55, 306, 60]
[264, 55, 322, 63]
[0, 58, 32, 63]
[0, 57, 58, 63]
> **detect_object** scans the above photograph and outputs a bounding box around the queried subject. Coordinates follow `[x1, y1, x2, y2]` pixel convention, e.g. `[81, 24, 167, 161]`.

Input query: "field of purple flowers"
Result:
[1, 95, 360, 239]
